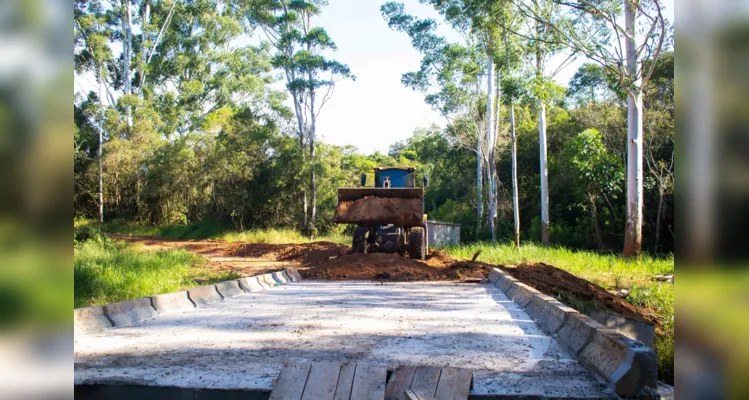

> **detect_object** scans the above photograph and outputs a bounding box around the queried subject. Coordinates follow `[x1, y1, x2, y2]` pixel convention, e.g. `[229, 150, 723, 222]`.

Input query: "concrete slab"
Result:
[104, 298, 158, 327]
[150, 291, 195, 314]
[74, 282, 607, 398]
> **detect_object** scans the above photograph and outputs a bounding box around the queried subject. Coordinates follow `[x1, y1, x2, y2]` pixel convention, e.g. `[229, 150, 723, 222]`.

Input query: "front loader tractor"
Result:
[333, 167, 428, 260]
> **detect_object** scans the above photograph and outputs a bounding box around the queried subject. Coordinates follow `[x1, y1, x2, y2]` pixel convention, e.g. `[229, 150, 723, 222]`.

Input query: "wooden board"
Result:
[433, 367, 472, 400]
[270, 362, 311, 400]
[350, 363, 387, 400]
[302, 362, 342, 400]
[409, 366, 441, 398]
[385, 366, 417, 400]
[333, 362, 357, 400]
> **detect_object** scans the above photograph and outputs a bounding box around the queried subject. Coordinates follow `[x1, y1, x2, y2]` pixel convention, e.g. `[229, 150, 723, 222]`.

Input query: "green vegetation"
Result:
[75, 218, 348, 245]
[74, 231, 240, 308]
[443, 242, 674, 383]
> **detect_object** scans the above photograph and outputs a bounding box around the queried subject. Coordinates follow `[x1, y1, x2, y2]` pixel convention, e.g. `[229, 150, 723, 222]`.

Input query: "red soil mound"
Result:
[502, 262, 647, 322]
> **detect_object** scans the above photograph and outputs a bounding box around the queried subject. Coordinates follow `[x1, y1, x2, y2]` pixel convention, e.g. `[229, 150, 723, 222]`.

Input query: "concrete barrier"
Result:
[260, 274, 277, 288]
[488, 268, 502, 285]
[505, 281, 536, 307]
[104, 298, 158, 327]
[74, 271, 303, 333]
[579, 329, 657, 398]
[238, 276, 264, 292]
[271, 271, 288, 284]
[488, 267, 658, 398]
[74, 306, 112, 333]
[590, 311, 656, 347]
[284, 267, 302, 282]
[556, 312, 605, 356]
[215, 280, 244, 298]
[150, 291, 195, 314]
[188, 285, 223, 307]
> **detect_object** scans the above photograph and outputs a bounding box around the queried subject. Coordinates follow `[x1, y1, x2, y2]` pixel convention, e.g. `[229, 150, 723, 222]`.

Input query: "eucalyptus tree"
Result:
[512, 0, 670, 256]
[75, 0, 115, 222]
[245, 0, 353, 234]
[382, 1, 495, 238]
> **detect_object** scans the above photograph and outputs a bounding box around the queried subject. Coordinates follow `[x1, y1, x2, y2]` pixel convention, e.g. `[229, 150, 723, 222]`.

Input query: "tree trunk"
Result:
[655, 165, 664, 252]
[308, 69, 317, 235]
[491, 65, 501, 241]
[97, 67, 105, 223]
[534, 0, 550, 246]
[485, 53, 493, 241]
[139, 1, 149, 96]
[623, 2, 643, 257]
[123, 0, 132, 127]
[539, 104, 550, 245]
[510, 105, 520, 248]
[591, 192, 604, 250]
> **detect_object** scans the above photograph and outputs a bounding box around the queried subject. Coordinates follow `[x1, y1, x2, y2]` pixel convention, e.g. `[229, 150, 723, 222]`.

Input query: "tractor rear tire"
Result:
[408, 227, 426, 260]
[353, 226, 368, 254]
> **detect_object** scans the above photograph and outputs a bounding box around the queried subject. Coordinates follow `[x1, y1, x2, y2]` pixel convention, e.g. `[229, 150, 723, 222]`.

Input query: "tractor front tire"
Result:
[353, 226, 368, 254]
[408, 227, 426, 260]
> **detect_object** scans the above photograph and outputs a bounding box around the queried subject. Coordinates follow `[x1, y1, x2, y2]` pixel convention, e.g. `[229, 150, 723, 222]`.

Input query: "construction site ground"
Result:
[110, 235, 648, 322]
[74, 281, 608, 397]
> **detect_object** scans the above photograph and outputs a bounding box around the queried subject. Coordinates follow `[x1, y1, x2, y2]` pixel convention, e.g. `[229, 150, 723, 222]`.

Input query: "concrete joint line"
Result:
[215, 285, 225, 300]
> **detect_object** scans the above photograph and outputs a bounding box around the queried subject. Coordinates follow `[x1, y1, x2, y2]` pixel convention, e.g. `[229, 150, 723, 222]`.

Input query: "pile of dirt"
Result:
[301, 253, 449, 281]
[333, 196, 422, 226]
[226, 241, 349, 266]
[502, 262, 648, 322]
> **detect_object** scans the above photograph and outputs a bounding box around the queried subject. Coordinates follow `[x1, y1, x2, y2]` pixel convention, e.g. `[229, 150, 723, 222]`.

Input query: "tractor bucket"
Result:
[333, 188, 424, 226]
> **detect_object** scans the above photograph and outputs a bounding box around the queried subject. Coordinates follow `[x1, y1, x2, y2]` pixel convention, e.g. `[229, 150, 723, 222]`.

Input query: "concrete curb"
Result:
[284, 267, 302, 282]
[150, 290, 195, 314]
[237, 276, 263, 292]
[104, 297, 158, 327]
[74, 306, 112, 333]
[488, 268, 657, 398]
[75, 270, 301, 333]
[187, 285, 223, 306]
[214, 280, 244, 298]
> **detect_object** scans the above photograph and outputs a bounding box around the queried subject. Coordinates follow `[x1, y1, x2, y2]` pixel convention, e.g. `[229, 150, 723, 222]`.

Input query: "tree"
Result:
[246, 0, 353, 235]
[382, 1, 491, 238]
[513, 0, 670, 256]
[564, 129, 624, 249]
[75, 0, 115, 222]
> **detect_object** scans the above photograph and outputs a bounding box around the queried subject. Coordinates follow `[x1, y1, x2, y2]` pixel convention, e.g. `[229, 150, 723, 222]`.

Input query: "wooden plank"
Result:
[433, 368, 472, 400]
[404, 389, 436, 400]
[333, 362, 357, 400]
[270, 362, 311, 400]
[350, 363, 387, 400]
[409, 366, 441, 398]
[385, 366, 417, 400]
[302, 362, 342, 400]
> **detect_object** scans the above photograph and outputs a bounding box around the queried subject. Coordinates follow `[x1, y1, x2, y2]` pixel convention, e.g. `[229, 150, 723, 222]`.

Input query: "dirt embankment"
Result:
[110, 235, 647, 322]
[503, 263, 646, 322]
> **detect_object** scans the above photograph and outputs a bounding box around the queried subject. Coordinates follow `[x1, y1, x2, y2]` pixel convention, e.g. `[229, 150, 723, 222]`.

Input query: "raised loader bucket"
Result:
[333, 188, 424, 226]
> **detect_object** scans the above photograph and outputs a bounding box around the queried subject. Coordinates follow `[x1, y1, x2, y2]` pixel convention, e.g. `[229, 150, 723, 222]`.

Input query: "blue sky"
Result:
[311, 0, 675, 154]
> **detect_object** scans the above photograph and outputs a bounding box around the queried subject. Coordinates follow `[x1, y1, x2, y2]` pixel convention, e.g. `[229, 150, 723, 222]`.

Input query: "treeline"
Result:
[74, 0, 673, 253]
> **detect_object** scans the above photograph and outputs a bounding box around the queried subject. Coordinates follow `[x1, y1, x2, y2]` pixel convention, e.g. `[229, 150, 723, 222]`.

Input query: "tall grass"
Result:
[442, 241, 674, 383]
[74, 239, 240, 308]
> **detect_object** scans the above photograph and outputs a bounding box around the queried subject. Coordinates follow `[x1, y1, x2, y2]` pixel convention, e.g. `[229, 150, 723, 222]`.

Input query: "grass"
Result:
[442, 241, 674, 384]
[74, 237, 241, 308]
[75, 218, 349, 245]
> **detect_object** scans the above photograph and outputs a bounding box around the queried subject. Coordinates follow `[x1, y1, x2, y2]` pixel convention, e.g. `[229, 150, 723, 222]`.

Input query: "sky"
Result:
[309, 0, 675, 154]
